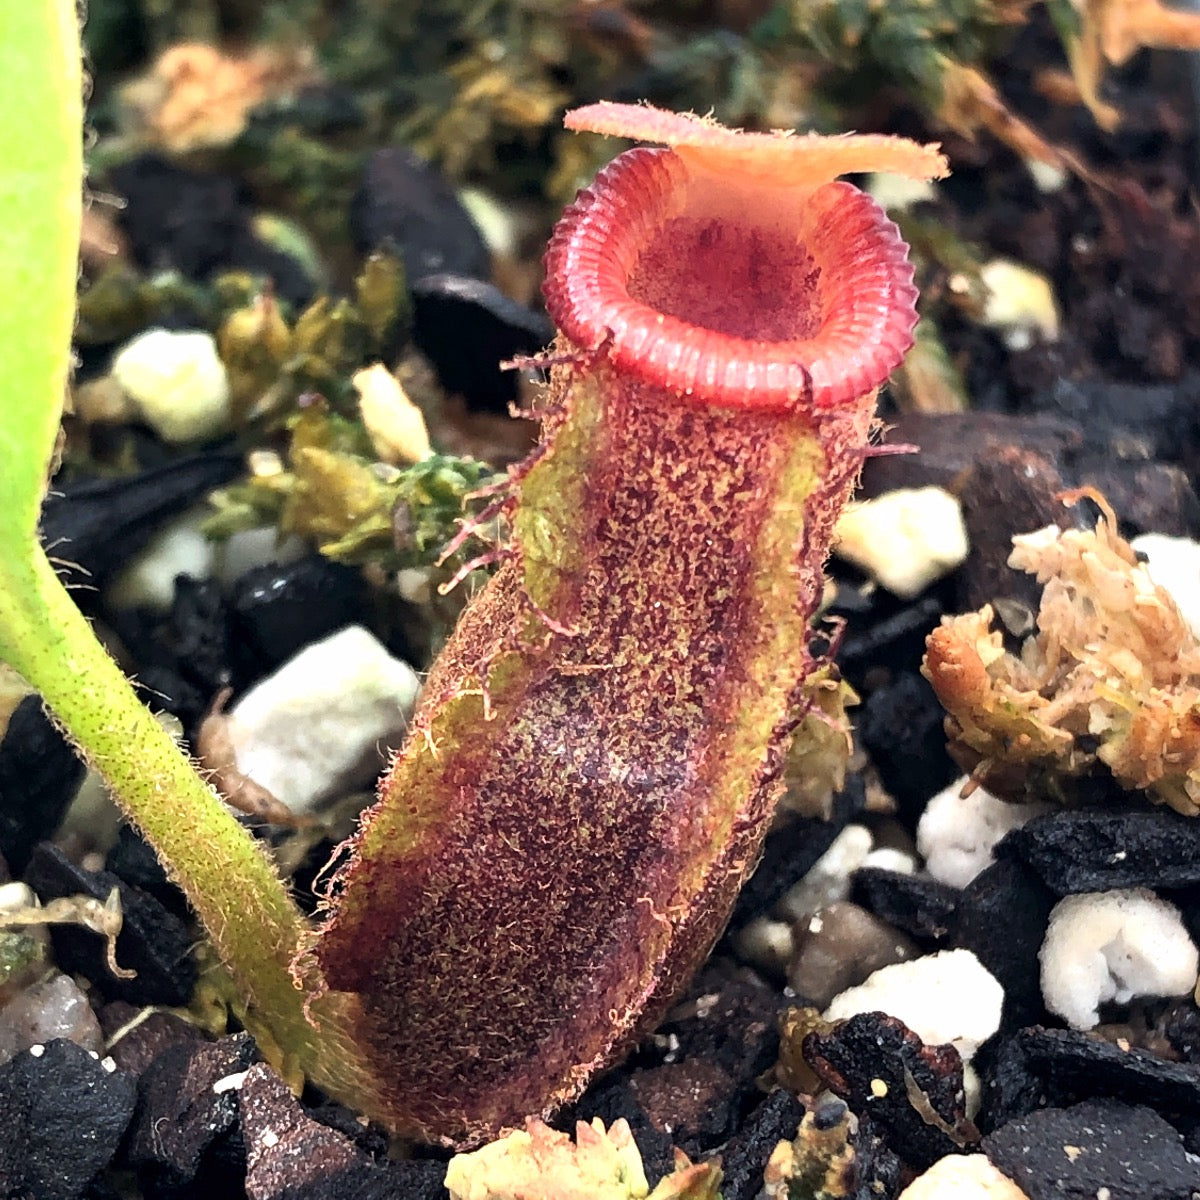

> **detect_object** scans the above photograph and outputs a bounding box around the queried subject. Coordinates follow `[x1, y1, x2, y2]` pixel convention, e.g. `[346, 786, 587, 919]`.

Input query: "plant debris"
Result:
[924, 491, 1200, 814]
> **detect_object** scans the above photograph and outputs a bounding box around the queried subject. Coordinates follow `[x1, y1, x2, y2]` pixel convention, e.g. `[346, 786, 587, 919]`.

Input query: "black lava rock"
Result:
[239, 1063, 446, 1200]
[836, 594, 945, 685]
[983, 1098, 1200, 1200]
[41, 453, 242, 597]
[998, 806, 1200, 894]
[569, 1074, 676, 1188]
[857, 672, 960, 822]
[851, 1114, 904, 1200]
[1033, 374, 1200, 470]
[804, 1012, 976, 1170]
[103, 576, 234, 732]
[955, 444, 1073, 614]
[159, 576, 235, 697]
[719, 1089, 805, 1200]
[230, 555, 367, 673]
[99, 1001, 206, 1079]
[0, 694, 86, 875]
[1073, 454, 1200, 539]
[980, 1026, 1200, 1134]
[126, 1032, 260, 1198]
[411, 273, 554, 413]
[25, 843, 198, 1006]
[107, 155, 315, 307]
[852, 868, 960, 945]
[951, 857, 1056, 1033]
[0, 1039, 137, 1200]
[350, 147, 490, 282]
[729, 780, 865, 930]
[662, 965, 785, 1101]
[105, 824, 190, 919]
[858, 411, 1084, 499]
[1164, 1003, 1200, 1065]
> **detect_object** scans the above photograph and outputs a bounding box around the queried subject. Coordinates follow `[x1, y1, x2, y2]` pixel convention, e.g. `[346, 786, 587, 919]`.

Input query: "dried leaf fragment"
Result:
[444, 1117, 720, 1200]
[923, 496, 1200, 814]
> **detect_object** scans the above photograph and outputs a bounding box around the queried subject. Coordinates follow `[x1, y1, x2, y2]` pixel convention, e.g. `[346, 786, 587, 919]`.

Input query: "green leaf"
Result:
[0, 3, 82, 544]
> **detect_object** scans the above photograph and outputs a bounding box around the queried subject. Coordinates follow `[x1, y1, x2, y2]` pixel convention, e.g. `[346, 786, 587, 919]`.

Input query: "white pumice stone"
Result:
[107, 511, 216, 611]
[862, 847, 918, 875]
[211, 527, 307, 587]
[775, 824, 873, 923]
[979, 258, 1060, 350]
[824, 948, 1004, 1062]
[917, 778, 1050, 889]
[0, 882, 36, 913]
[898, 1153, 1029, 1199]
[834, 488, 969, 600]
[226, 625, 420, 814]
[1130, 532, 1200, 638]
[111, 327, 232, 443]
[1039, 889, 1200, 1029]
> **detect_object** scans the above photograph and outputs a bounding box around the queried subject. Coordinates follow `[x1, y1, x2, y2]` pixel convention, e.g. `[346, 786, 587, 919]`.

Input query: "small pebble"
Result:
[1039, 889, 1199, 1029]
[730, 915, 794, 977]
[788, 901, 918, 1007]
[212, 526, 308, 587]
[918, 779, 1050, 889]
[861, 847, 918, 875]
[775, 824, 873, 923]
[111, 328, 232, 443]
[0, 973, 105, 1065]
[898, 1153, 1029, 1199]
[834, 487, 969, 599]
[979, 258, 1060, 351]
[106, 510, 216, 611]
[226, 625, 420, 814]
[1130, 531, 1200, 637]
[824, 948, 1004, 1062]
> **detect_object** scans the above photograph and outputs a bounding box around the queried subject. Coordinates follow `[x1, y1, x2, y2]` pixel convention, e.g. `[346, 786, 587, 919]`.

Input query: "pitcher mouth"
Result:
[542, 101, 951, 413]
[542, 145, 919, 412]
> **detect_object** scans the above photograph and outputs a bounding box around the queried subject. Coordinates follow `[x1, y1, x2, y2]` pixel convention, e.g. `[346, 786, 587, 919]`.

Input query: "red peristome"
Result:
[543, 146, 919, 411]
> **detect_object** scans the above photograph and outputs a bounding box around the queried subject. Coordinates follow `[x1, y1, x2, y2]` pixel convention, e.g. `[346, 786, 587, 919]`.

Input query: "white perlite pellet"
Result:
[1039, 889, 1200, 1029]
[107, 511, 216, 612]
[226, 625, 420, 814]
[834, 487, 969, 600]
[824, 948, 1004, 1061]
[898, 1153, 1029, 1199]
[111, 328, 231, 443]
[775, 824, 873, 923]
[917, 778, 1050, 889]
